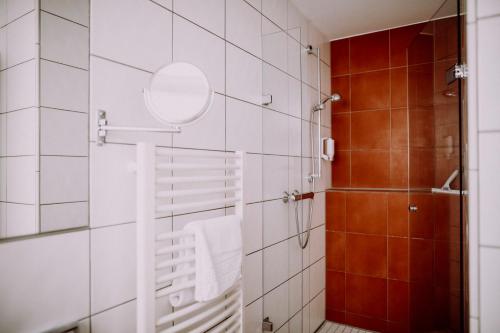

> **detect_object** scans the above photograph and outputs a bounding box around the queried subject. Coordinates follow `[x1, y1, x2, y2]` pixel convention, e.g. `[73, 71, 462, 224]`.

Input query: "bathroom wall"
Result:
[466, 0, 500, 331]
[0, 0, 331, 332]
[326, 19, 462, 332]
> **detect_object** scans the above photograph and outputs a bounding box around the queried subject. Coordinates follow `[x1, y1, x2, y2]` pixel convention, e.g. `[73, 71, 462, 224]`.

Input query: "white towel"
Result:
[184, 215, 242, 302]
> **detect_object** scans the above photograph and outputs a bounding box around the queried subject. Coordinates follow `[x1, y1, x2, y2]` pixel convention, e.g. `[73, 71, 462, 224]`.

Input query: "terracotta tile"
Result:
[332, 151, 350, 187]
[331, 39, 350, 76]
[433, 286, 451, 329]
[390, 150, 408, 188]
[326, 231, 345, 271]
[409, 281, 435, 332]
[388, 237, 409, 280]
[326, 270, 345, 310]
[331, 76, 350, 114]
[408, 106, 435, 148]
[326, 191, 346, 231]
[408, 63, 434, 108]
[351, 110, 390, 150]
[351, 70, 390, 111]
[391, 67, 407, 108]
[346, 313, 387, 332]
[350, 31, 389, 73]
[388, 280, 409, 322]
[407, 31, 434, 66]
[434, 17, 458, 61]
[434, 240, 451, 288]
[390, 23, 426, 67]
[408, 148, 435, 189]
[388, 193, 408, 237]
[351, 151, 390, 188]
[346, 192, 388, 235]
[326, 309, 346, 324]
[346, 274, 387, 319]
[409, 239, 434, 283]
[391, 109, 408, 149]
[409, 193, 435, 239]
[346, 233, 387, 278]
[332, 113, 350, 151]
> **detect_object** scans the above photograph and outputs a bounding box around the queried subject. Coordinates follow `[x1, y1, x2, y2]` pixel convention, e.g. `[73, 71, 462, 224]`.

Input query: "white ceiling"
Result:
[290, 0, 456, 40]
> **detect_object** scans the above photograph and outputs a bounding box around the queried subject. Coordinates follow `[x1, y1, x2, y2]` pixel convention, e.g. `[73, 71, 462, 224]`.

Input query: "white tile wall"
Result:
[467, 1, 500, 331]
[0, 0, 331, 331]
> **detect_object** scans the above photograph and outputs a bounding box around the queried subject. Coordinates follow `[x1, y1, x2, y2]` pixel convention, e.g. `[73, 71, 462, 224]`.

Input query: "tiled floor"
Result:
[317, 321, 376, 333]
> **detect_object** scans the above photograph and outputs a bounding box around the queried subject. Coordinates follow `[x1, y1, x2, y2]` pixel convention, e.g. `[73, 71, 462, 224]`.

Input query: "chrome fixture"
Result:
[446, 63, 468, 84]
[312, 93, 342, 112]
[409, 204, 418, 213]
[262, 317, 274, 332]
[431, 169, 467, 195]
[305, 44, 315, 55]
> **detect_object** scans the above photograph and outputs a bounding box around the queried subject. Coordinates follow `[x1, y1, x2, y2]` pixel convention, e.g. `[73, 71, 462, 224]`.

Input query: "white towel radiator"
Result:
[136, 142, 244, 333]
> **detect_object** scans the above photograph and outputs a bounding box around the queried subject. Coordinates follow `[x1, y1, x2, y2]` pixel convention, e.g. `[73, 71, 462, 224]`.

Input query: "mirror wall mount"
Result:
[96, 62, 214, 146]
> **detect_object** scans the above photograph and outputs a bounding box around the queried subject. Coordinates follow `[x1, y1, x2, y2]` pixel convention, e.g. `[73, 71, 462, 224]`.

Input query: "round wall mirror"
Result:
[144, 62, 214, 126]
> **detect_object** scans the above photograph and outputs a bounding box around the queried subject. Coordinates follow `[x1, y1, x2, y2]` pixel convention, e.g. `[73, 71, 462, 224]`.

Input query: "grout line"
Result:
[40, 9, 88, 28]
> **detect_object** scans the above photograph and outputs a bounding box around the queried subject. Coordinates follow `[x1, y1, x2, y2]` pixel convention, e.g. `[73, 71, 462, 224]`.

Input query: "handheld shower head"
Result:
[313, 93, 342, 111]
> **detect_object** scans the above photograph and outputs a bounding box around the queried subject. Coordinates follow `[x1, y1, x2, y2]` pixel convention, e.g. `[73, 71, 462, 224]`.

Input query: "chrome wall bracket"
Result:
[97, 110, 181, 146]
[446, 63, 468, 84]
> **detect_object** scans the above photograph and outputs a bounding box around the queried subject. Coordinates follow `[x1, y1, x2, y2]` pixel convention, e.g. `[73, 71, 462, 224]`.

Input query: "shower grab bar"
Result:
[291, 191, 315, 201]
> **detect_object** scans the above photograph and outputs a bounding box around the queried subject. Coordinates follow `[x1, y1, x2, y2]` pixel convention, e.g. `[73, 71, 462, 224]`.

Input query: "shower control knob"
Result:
[409, 204, 418, 213]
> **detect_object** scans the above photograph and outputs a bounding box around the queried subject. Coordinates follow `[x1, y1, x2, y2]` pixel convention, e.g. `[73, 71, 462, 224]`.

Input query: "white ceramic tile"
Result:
[309, 257, 325, 297]
[480, 247, 500, 332]
[151, 0, 172, 10]
[6, 156, 36, 204]
[244, 250, 263, 304]
[289, 117, 301, 157]
[478, 0, 500, 17]
[6, 107, 37, 155]
[288, 237, 302, 277]
[288, 76, 301, 118]
[40, 156, 88, 204]
[173, 15, 225, 94]
[40, 108, 88, 156]
[90, 143, 135, 228]
[262, 154, 288, 200]
[41, 201, 88, 232]
[41, 12, 89, 69]
[226, 97, 262, 154]
[0, 202, 5, 237]
[320, 40, 331, 66]
[0, 230, 89, 333]
[310, 192, 325, 228]
[477, 17, 500, 131]
[263, 108, 289, 155]
[6, 59, 37, 111]
[0, 70, 6, 113]
[302, 303, 310, 333]
[226, 0, 261, 57]
[309, 226, 325, 264]
[468, 170, 479, 317]
[5, 202, 37, 237]
[287, 35, 301, 79]
[40, 60, 88, 112]
[244, 153, 263, 203]
[289, 311, 302, 333]
[172, 94, 225, 150]
[91, 0, 172, 72]
[263, 199, 289, 247]
[470, 317, 479, 333]
[263, 281, 289, 330]
[262, 18, 287, 72]
[91, 300, 136, 333]
[6, 0, 34, 23]
[226, 44, 263, 105]
[263, 62, 288, 115]
[287, 2, 307, 43]
[262, 0, 287, 29]
[288, 273, 302, 316]
[91, 223, 136, 314]
[244, 298, 263, 333]
[467, 21, 478, 170]
[0, 0, 6, 27]
[0, 157, 5, 200]
[309, 290, 325, 332]
[478, 132, 500, 246]
[41, 0, 90, 26]
[277, 322, 289, 332]
[90, 56, 172, 145]
[6, 11, 36, 67]
[320, 62, 331, 95]
[244, 202, 263, 254]
[302, 53, 319, 90]
[245, 0, 261, 11]
[173, 0, 224, 38]
[301, 84, 317, 121]
[302, 267, 310, 306]
[0, 114, 4, 157]
[288, 157, 302, 201]
[263, 240, 288, 292]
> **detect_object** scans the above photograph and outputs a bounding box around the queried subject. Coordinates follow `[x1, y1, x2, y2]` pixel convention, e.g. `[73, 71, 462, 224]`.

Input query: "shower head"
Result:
[313, 93, 342, 111]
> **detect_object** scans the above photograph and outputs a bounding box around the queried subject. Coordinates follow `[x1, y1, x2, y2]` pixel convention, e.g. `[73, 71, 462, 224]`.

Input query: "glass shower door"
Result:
[407, 0, 465, 332]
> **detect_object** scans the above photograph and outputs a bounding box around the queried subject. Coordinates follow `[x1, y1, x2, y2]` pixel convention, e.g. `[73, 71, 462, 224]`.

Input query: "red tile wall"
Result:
[326, 18, 461, 333]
